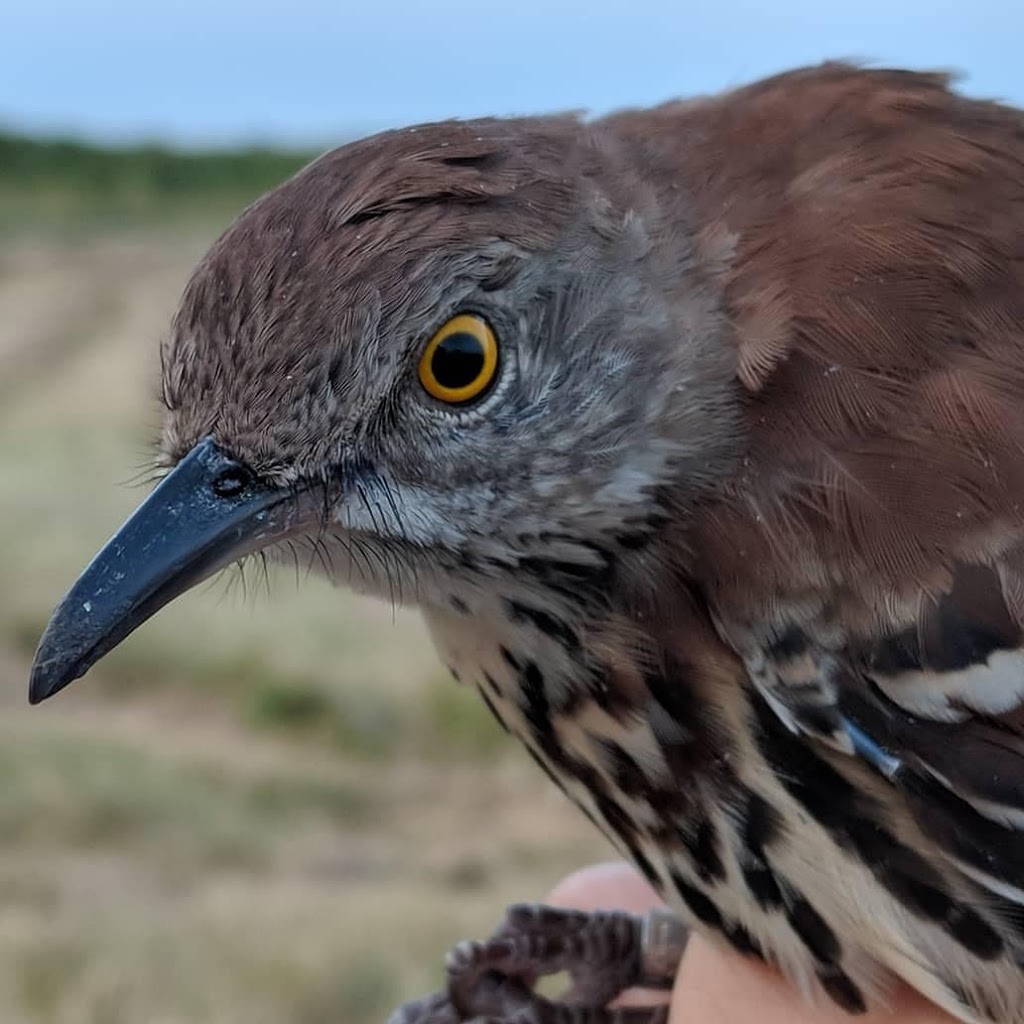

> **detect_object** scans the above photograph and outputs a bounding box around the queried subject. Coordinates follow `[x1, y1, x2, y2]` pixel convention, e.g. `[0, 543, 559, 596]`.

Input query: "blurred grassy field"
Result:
[0, 134, 604, 1024]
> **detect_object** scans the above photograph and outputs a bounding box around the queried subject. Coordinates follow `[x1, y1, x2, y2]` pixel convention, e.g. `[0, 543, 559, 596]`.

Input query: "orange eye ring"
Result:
[418, 314, 499, 405]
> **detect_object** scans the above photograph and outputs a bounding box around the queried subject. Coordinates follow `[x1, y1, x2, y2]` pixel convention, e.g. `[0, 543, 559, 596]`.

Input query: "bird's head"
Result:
[29, 115, 740, 704]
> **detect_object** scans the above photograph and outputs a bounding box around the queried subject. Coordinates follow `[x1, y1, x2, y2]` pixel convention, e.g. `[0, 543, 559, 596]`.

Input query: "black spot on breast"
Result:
[753, 694, 865, 835]
[585, 667, 638, 724]
[819, 967, 867, 1014]
[630, 848, 663, 893]
[670, 871, 723, 930]
[448, 666, 461, 683]
[510, 654, 586, 796]
[505, 600, 580, 651]
[742, 864, 783, 909]
[842, 818, 897, 863]
[641, 787, 692, 822]
[744, 793, 781, 855]
[593, 790, 640, 848]
[683, 818, 725, 883]
[551, 680, 585, 719]
[946, 906, 1004, 960]
[593, 740, 689, 820]
[725, 924, 765, 961]
[518, 659, 555, 748]
[786, 898, 841, 965]
[512, 542, 615, 602]
[449, 595, 470, 614]
[586, 781, 662, 893]
[595, 740, 646, 799]
[519, 743, 612, 846]
[739, 793, 784, 906]
[500, 646, 521, 671]
[482, 672, 501, 698]
[523, 661, 544, 690]
[645, 662, 723, 793]
[879, 869, 954, 921]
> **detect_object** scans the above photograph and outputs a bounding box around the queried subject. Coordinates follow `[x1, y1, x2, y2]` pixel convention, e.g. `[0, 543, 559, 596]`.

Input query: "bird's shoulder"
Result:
[672, 62, 1024, 726]
[629, 63, 1024, 921]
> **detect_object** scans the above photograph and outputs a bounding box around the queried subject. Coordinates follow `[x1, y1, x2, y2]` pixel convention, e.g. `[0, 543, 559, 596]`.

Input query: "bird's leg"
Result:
[386, 904, 687, 1024]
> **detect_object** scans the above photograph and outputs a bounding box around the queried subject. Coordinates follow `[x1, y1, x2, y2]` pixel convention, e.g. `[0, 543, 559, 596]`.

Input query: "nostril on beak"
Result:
[211, 466, 254, 498]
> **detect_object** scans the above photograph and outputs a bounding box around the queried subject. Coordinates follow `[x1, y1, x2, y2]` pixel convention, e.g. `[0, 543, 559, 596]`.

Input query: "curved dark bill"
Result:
[29, 438, 299, 705]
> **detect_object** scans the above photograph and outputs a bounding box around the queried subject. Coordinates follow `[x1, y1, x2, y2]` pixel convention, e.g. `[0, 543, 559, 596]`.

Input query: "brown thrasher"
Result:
[28, 63, 1024, 1024]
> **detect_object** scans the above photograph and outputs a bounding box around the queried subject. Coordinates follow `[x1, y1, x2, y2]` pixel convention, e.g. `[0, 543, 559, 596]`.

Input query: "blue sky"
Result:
[2, 0, 1021, 147]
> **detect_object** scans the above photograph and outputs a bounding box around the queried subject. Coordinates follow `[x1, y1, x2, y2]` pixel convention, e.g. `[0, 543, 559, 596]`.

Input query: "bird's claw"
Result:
[385, 903, 685, 1024]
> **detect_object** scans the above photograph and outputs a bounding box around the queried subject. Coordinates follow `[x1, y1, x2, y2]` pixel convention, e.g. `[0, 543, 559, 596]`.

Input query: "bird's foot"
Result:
[386, 903, 687, 1024]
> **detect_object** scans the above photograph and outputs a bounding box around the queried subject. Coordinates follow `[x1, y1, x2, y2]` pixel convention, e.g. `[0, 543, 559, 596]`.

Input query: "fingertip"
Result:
[545, 861, 665, 915]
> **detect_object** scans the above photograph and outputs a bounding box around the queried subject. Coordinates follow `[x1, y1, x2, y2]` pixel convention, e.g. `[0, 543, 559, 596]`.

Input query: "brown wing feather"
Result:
[660, 62, 1024, 669]
[621, 64, 1024, 897]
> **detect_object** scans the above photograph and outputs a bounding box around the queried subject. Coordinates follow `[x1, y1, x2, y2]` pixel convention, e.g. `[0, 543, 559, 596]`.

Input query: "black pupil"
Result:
[212, 467, 251, 498]
[432, 332, 486, 392]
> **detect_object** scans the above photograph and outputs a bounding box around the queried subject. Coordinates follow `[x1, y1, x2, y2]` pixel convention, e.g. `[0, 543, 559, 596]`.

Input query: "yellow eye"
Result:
[418, 314, 499, 405]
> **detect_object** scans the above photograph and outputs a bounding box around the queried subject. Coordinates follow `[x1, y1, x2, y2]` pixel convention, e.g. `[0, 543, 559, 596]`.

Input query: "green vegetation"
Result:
[0, 729, 369, 869]
[0, 130, 321, 234]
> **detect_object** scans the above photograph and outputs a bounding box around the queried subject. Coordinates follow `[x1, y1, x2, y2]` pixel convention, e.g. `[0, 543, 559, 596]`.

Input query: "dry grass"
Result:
[0, 230, 605, 1024]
